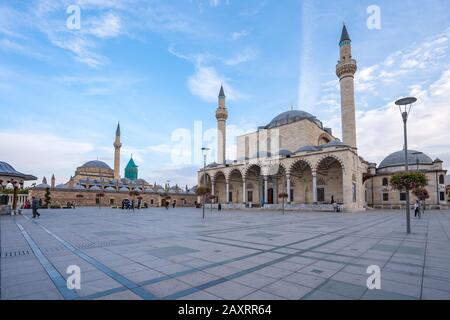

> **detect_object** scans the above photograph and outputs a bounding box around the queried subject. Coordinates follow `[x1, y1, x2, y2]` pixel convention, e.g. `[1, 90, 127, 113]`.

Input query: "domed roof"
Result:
[81, 160, 112, 170]
[0, 161, 37, 180]
[379, 150, 434, 169]
[296, 145, 322, 153]
[321, 140, 349, 148]
[268, 110, 322, 129]
[277, 149, 294, 157]
[90, 185, 102, 191]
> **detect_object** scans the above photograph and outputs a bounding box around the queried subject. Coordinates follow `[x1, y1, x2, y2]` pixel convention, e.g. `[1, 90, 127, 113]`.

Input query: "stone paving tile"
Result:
[182, 290, 223, 300]
[143, 278, 191, 298]
[241, 291, 285, 300]
[204, 280, 257, 300]
[233, 272, 279, 289]
[303, 290, 352, 300]
[95, 290, 143, 300]
[319, 280, 367, 299]
[362, 290, 416, 300]
[422, 287, 450, 300]
[75, 277, 123, 297]
[260, 280, 313, 299]
[123, 269, 165, 283]
[282, 272, 328, 288]
[2, 208, 450, 300]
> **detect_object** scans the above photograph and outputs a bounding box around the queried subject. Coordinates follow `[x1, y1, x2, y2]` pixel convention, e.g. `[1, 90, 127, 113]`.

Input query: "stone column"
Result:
[242, 179, 247, 204]
[263, 176, 268, 205]
[312, 170, 318, 204]
[226, 180, 230, 204]
[286, 174, 291, 203]
[211, 180, 215, 203]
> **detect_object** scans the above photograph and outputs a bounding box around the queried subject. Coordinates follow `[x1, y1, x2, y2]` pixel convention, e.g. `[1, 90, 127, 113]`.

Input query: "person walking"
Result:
[172, 201, 176, 209]
[414, 200, 420, 218]
[31, 197, 40, 218]
[218, 203, 222, 212]
[165, 201, 169, 210]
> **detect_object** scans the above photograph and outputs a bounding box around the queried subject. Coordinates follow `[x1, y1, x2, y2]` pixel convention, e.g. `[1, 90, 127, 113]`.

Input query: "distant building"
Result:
[125, 156, 138, 181]
[365, 151, 448, 209]
[29, 124, 196, 208]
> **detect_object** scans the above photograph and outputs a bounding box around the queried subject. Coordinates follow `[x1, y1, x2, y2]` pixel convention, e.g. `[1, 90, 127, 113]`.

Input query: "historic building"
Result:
[365, 151, 448, 209]
[0, 162, 36, 214]
[198, 25, 448, 212]
[30, 124, 196, 208]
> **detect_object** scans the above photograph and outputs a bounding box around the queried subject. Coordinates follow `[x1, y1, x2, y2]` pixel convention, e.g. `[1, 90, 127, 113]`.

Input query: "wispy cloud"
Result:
[224, 48, 257, 66]
[169, 45, 243, 102]
[231, 30, 250, 41]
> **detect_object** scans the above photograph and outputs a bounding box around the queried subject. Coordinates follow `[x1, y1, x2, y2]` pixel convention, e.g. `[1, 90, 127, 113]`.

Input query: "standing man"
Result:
[31, 197, 40, 218]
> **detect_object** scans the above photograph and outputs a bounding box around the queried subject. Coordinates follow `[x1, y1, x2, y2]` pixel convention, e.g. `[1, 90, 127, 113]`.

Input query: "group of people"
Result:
[121, 199, 148, 210]
[165, 200, 177, 210]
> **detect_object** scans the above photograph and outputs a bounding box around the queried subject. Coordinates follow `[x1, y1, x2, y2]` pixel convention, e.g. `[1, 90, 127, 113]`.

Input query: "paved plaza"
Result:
[1, 207, 450, 300]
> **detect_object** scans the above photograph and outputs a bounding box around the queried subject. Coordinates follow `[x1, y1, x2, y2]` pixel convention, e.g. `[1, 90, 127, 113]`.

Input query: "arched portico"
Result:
[244, 165, 262, 206]
[315, 156, 344, 204]
[228, 169, 243, 204]
[213, 171, 227, 204]
[289, 160, 314, 204]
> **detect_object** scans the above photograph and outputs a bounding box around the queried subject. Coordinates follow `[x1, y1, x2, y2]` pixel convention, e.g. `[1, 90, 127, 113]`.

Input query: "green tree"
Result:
[44, 187, 51, 208]
[390, 172, 428, 191]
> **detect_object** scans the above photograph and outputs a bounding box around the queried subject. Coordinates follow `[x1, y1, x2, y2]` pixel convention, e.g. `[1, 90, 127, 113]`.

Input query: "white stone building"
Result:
[197, 24, 448, 212]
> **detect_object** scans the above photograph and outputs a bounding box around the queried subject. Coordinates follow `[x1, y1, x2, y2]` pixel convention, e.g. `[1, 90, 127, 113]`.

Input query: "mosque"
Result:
[29, 124, 197, 208]
[198, 25, 448, 212]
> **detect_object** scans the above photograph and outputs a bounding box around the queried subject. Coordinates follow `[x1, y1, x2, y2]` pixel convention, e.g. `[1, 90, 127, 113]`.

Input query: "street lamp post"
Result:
[201, 147, 210, 220]
[412, 152, 422, 171]
[395, 97, 417, 234]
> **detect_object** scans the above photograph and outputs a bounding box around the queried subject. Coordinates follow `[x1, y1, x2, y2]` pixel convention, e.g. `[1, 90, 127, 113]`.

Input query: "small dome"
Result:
[207, 162, 220, 168]
[105, 186, 116, 191]
[119, 187, 129, 192]
[296, 145, 321, 153]
[251, 151, 272, 159]
[379, 150, 434, 169]
[268, 110, 322, 129]
[55, 184, 68, 189]
[277, 149, 294, 157]
[90, 185, 101, 191]
[73, 184, 85, 190]
[81, 160, 112, 170]
[321, 140, 349, 148]
[36, 183, 50, 188]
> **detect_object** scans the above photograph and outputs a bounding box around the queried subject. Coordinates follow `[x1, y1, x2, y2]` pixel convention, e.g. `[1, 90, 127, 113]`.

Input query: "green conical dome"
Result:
[125, 156, 138, 181]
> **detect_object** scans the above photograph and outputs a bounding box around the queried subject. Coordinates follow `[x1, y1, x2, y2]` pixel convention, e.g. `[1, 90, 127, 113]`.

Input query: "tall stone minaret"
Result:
[216, 86, 228, 165]
[113, 123, 122, 180]
[336, 24, 358, 149]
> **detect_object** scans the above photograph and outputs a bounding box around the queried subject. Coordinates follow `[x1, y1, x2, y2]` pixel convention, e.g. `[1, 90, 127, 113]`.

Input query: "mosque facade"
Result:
[198, 25, 448, 212]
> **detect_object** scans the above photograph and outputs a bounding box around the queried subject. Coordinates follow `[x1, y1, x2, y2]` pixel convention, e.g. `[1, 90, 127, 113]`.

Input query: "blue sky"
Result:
[1, 0, 450, 187]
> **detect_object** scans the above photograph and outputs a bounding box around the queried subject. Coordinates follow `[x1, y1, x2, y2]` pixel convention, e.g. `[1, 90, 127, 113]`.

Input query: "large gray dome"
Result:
[81, 160, 112, 170]
[268, 110, 322, 129]
[378, 150, 433, 169]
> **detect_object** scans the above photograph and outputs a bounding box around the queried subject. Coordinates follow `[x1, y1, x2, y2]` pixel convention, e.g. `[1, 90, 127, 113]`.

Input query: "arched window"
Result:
[382, 178, 389, 186]
[439, 175, 445, 185]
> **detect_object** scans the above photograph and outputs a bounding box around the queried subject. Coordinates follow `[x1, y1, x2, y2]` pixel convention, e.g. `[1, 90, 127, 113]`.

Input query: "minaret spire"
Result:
[113, 122, 122, 180]
[216, 85, 228, 165]
[116, 122, 121, 137]
[336, 23, 357, 149]
[340, 23, 351, 44]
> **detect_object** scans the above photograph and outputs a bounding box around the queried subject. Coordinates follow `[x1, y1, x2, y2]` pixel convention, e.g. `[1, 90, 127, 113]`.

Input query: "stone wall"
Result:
[29, 189, 197, 208]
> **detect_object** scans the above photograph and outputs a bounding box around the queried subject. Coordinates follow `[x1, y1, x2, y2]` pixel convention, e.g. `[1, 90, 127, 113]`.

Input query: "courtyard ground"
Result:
[1, 207, 450, 300]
